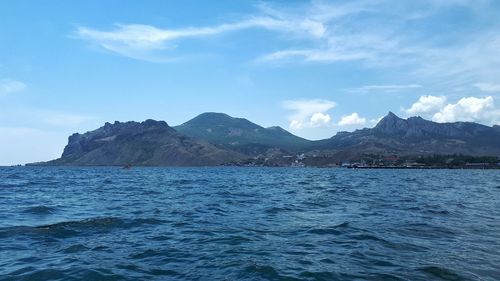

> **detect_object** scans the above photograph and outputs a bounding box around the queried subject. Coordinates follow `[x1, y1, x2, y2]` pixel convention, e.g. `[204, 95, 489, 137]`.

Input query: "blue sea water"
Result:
[0, 167, 499, 281]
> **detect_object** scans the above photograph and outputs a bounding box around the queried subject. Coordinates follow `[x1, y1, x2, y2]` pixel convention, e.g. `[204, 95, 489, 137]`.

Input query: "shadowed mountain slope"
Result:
[37, 119, 245, 166]
[174, 112, 311, 154]
[313, 112, 500, 157]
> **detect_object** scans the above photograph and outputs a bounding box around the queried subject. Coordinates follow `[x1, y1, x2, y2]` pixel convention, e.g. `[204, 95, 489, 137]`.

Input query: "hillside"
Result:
[30, 112, 500, 167]
[174, 112, 311, 155]
[313, 112, 500, 158]
[35, 119, 244, 166]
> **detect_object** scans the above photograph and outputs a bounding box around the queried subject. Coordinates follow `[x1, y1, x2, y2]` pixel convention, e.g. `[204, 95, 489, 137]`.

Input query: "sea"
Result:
[0, 167, 499, 281]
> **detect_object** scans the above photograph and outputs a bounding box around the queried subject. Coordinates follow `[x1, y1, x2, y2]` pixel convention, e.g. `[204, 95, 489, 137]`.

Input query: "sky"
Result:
[1, 0, 500, 165]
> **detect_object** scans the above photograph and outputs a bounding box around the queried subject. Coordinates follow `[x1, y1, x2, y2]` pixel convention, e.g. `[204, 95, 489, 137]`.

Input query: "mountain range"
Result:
[32, 112, 500, 166]
[313, 112, 500, 159]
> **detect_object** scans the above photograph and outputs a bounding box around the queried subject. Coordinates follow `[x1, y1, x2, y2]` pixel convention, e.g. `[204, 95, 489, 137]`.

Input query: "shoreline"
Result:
[9, 164, 500, 170]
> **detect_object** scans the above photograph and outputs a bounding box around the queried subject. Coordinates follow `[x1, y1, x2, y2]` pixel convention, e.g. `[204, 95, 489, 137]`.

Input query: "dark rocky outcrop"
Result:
[37, 119, 245, 166]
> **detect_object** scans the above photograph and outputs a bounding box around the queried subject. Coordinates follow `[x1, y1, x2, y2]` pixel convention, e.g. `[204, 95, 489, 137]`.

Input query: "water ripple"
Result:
[0, 167, 499, 280]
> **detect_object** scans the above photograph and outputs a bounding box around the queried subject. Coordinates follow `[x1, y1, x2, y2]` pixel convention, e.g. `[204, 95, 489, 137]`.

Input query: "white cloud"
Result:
[474, 83, 500, 93]
[403, 95, 500, 125]
[432, 96, 499, 124]
[310, 112, 331, 127]
[75, 1, 382, 62]
[0, 79, 27, 96]
[73, 0, 500, 93]
[75, 7, 332, 62]
[253, 1, 500, 93]
[282, 99, 336, 129]
[404, 95, 447, 115]
[338, 112, 367, 126]
[257, 48, 371, 63]
[289, 120, 304, 130]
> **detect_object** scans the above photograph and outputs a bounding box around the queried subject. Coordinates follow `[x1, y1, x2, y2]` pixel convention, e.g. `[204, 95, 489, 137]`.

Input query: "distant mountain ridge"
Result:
[314, 112, 500, 157]
[32, 112, 500, 166]
[174, 112, 311, 155]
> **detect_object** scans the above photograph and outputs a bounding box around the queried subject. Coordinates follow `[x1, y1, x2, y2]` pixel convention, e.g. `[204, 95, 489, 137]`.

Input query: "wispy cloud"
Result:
[74, 1, 374, 62]
[350, 84, 422, 94]
[74, 0, 500, 91]
[257, 48, 371, 64]
[75, 4, 335, 62]
[282, 99, 336, 129]
[474, 83, 500, 93]
[0, 79, 26, 96]
[358, 84, 422, 91]
[254, 1, 500, 91]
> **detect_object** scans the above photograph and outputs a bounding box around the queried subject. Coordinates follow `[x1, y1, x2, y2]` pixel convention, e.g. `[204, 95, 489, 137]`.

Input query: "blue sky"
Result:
[1, 0, 500, 165]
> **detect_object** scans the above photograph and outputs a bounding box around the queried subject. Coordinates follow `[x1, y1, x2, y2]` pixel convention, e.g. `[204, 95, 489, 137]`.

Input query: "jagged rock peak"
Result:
[374, 111, 408, 134]
[385, 111, 401, 120]
[100, 119, 171, 129]
[376, 111, 404, 124]
[141, 119, 169, 127]
[407, 115, 424, 121]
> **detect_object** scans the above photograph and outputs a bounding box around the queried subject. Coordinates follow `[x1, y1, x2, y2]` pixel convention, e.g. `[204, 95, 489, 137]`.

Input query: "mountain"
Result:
[174, 112, 311, 155]
[35, 119, 245, 166]
[30, 112, 500, 167]
[314, 112, 500, 158]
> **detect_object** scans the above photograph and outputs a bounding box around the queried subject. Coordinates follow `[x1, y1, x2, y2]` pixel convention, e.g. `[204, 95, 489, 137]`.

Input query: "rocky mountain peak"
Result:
[179, 112, 259, 130]
[374, 112, 408, 134]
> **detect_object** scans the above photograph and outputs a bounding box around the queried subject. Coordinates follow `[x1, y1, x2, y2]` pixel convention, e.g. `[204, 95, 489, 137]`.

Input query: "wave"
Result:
[0, 180, 30, 188]
[23, 205, 58, 215]
[307, 222, 350, 235]
[420, 266, 469, 281]
[242, 264, 293, 280]
[4, 267, 130, 281]
[0, 217, 165, 239]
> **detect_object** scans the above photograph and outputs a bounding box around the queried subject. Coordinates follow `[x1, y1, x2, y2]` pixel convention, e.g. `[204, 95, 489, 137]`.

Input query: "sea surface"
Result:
[0, 167, 499, 281]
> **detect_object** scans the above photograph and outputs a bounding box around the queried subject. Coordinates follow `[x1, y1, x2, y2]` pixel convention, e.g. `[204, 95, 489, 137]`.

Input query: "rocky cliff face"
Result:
[315, 112, 500, 157]
[41, 119, 245, 166]
[373, 112, 495, 141]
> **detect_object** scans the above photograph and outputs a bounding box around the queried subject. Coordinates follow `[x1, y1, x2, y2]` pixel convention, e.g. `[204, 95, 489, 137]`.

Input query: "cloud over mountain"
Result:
[404, 95, 447, 115]
[404, 95, 499, 125]
[338, 113, 367, 126]
[282, 99, 335, 129]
